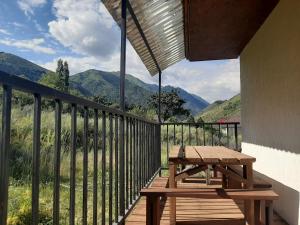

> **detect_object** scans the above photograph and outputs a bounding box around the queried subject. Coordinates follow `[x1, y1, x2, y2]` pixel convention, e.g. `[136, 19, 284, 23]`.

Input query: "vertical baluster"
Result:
[53, 99, 62, 225]
[114, 115, 119, 223]
[138, 120, 141, 191]
[133, 119, 136, 198]
[32, 94, 41, 225]
[218, 123, 221, 145]
[173, 124, 176, 145]
[129, 118, 133, 204]
[188, 124, 191, 145]
[0, 85, 12, 225]
[196, 126, 199, 145]
[211, 124, 214, 146]
[226, 124, 229, 148]
[234, 123, 238, 151]
[82, 107, 88, 225]
[109, 113, 113, 225]
[119, 115, 125, 217]
[158, 123, 161, 172]
[147, 123, 150, 180]
[203, 124, 206, 146]
[166, 125, 169, 162]
[181, 124, 184, 147]
[143, 122, 146, 186]
[101, 111, 106, 225]
[152, 124, 154, 175]
[70, 104, 77, 225]
[141, 121, 144, 187]
[93, 109, 99, 225]
[125, 117, 129, 209]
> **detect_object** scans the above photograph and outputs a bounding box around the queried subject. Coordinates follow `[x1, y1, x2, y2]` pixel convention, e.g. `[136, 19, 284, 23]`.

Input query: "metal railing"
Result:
[0, 72, 161, 225]
[160, 122, 241, 168]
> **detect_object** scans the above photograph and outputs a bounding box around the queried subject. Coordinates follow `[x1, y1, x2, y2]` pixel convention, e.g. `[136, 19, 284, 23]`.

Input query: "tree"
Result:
[148, 90, 190, 122]
[93, 95, 112, 106]
[63, 61, 69, 92]
[186, 115, 195, 123]
[39, 71, 64, 91]
[56, 59, 64, 83]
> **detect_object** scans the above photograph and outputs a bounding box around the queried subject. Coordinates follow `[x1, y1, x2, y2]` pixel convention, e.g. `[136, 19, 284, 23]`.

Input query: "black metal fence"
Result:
[160, 122, 241, 168]
[0, 72, 161, 225]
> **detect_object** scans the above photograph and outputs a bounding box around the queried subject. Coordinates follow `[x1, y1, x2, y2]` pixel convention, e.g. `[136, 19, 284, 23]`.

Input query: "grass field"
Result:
[4, 97, 241, 225]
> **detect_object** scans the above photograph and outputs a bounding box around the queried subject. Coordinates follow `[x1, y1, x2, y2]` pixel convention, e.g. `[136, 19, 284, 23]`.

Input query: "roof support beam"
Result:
[119, 0, 126, 223]
[120, 0, 127, 111]
[158, 70, 162, 123]
[126, 0, 161, 75]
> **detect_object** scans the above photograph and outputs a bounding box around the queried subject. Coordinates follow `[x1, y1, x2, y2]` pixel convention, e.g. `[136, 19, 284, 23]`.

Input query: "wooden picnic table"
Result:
[168, 145, 256, 225]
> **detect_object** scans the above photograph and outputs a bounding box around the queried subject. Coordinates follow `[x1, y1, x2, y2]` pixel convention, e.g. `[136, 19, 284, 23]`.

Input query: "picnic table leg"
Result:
[146, 195, 161, 225]
[254, 200, 260, 225]
[266, 201, 274, 225]
[243, 163, 254, 225]
[169, 162, 177, 225]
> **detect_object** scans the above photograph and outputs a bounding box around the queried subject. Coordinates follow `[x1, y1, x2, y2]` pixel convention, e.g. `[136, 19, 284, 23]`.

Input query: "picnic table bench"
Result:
[163, 145, 277, 225]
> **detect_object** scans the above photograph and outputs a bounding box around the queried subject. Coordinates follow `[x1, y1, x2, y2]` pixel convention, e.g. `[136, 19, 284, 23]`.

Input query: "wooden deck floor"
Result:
[125, 177, 288, 225]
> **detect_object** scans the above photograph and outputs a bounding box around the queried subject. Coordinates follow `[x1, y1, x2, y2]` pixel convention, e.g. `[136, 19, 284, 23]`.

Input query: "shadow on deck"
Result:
[125, 177, 288, 225]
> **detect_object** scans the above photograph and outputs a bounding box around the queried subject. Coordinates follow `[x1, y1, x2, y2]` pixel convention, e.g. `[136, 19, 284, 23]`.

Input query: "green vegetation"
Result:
[0, 54, 241, 224]
[0, 52, 209, 114]
[197, 94, 241, 122]
[148, 90, 190, 122]
[0, 52, 48, 81]
[7, 102, 112, 225]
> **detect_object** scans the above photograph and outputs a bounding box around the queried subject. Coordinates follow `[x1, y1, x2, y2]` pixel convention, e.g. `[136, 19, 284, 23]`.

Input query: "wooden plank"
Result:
[184, 146, 202, 163]
[228, 165, 272, 188]
[140, 188, 279, 200]
[169, 145, 184, 159]
[125, 177, 282, 225]
[214, 165, 250, 186]
[126, 196, 245, 225]
[169, 162, 176, 225]
[193, 146, 220, 163]
[188, 146, 256, 165]
[175, 165, 207, 182]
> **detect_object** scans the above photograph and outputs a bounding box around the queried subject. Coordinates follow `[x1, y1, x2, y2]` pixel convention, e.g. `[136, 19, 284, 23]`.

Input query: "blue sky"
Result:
[0, 0, 240, 103]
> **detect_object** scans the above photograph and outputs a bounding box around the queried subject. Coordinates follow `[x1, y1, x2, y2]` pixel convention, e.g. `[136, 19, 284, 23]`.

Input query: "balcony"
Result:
[0, 72, 287, 225]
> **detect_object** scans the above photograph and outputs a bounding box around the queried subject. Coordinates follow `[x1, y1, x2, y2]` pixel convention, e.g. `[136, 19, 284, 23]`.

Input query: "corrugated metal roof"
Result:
[102, 0, 185, 76]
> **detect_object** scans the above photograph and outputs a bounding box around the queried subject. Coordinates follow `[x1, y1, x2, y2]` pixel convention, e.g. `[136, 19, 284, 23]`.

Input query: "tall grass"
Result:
[5, 95, 241, 224]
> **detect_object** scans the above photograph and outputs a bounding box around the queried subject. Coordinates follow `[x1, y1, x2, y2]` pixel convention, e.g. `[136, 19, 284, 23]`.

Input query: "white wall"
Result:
[240, 0, 300, 224]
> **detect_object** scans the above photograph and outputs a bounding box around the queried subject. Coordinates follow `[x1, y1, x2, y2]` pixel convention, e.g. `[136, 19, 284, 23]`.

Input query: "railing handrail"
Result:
[0, 71, 158, 124]
[161, 122, 240, 125]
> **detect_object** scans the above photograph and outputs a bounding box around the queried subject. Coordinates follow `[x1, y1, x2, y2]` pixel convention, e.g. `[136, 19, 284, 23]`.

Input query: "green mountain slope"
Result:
[0, 52, 209, 114]
[198, 94, 241, 122]
[70, 70, 209, 114]
[70, 69, 153, 107]
[0, 52, 48, 81]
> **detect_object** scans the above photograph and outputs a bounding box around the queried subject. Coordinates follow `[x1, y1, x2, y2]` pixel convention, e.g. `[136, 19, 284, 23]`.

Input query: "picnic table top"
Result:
[169, 146, 256, 164]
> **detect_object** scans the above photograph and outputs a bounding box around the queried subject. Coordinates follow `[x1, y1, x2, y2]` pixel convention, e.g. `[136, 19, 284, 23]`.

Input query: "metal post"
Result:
[0, 86, 12, 225]
[120, 1, 126, 223]
[120, 0, 126, 111]
[234, 123, 238, 151]
[158, 71, 162, 123]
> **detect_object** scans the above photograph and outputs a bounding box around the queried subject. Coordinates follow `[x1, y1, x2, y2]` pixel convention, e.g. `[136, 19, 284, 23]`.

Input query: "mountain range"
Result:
[197, 94, 241, 122]
[0, 52, 209, 114]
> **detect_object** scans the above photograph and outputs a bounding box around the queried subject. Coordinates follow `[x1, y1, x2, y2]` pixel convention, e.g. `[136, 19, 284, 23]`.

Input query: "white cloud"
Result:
[48, 0, 119, 59]
[43, 0, 240, 102]
[0, 38, 56, 54]
[11, 22, 25, 28]
[163, 59, 240, 103]
[17, 0, 47, 16]
[0, 29, 11, 35]
[39, 43, 150, 78]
